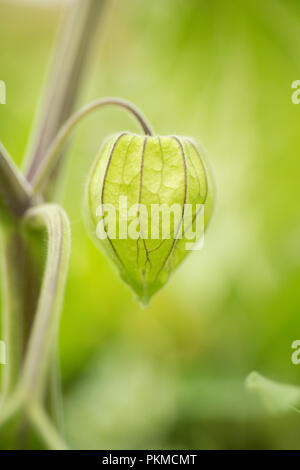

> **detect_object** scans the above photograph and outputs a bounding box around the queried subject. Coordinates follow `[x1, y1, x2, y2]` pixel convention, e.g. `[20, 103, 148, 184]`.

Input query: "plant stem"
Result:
[31, 98, 154, 192]
[24, 0, 105, 175]
[0, 228, 24, 398]
[47, 347, 64, 434]
[1, 0, 108, 450]
[0, 204, 70, 448]
[29, 404, 68, 450]
[24, 0, 107, 185]
[0, 142, 33, 218]
[0, 389, 23, 428]
[0, 144, 42, 404]
[20, 204, 70, 403]
[0, 226, 43, 400]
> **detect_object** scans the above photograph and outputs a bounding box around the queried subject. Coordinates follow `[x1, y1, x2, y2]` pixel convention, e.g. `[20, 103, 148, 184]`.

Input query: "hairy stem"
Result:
[0, 205, 70, 448]
[29, 404, 69, 450]
[1, 229, 24, 398]
[20, 204, 70, 403]
[0, 226, 41, 399]
[0, 142, 33, 218]
[24, 0, 107, 182]
[31, 98, 154, 192]
[0, 144, 40, 402]
[47, 348, 64, 434]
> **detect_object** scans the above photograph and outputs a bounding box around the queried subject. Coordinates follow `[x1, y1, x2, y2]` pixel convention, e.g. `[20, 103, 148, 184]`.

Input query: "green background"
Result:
[1, 0, 300, 449]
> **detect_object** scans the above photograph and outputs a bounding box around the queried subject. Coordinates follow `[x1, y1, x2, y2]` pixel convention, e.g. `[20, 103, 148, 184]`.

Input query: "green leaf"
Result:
[246, 371, 300, 414]
[85, 132, 215, 304]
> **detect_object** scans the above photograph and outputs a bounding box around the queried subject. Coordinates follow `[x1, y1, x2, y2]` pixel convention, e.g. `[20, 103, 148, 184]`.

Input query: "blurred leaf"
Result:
[246, 372, 300, 414]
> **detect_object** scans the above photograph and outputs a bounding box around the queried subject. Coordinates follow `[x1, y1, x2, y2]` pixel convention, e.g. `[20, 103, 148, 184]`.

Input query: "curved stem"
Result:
[30, 97, 154, 192]
[47, 347, 64, 434]
[0, 204, 70, 448]
[20, 204, 71, 402]
[0, 142, 33, 218]
[0, 390, 24, 429]
[29, 404, 69, 450]
[0, 228, 24, 398]
[24, 0, 107, 181]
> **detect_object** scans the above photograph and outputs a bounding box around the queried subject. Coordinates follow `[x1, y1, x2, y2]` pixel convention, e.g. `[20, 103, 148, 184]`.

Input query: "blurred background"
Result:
[1, 0, 300, 450]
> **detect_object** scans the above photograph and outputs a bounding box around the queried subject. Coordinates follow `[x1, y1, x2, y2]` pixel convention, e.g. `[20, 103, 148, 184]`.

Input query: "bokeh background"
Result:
[1, 0, 300, 449]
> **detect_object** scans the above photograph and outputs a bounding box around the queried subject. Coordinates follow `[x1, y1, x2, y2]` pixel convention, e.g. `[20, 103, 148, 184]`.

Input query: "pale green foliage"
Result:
[246, 372, 300, 414]
[86, 132, 214, 304]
